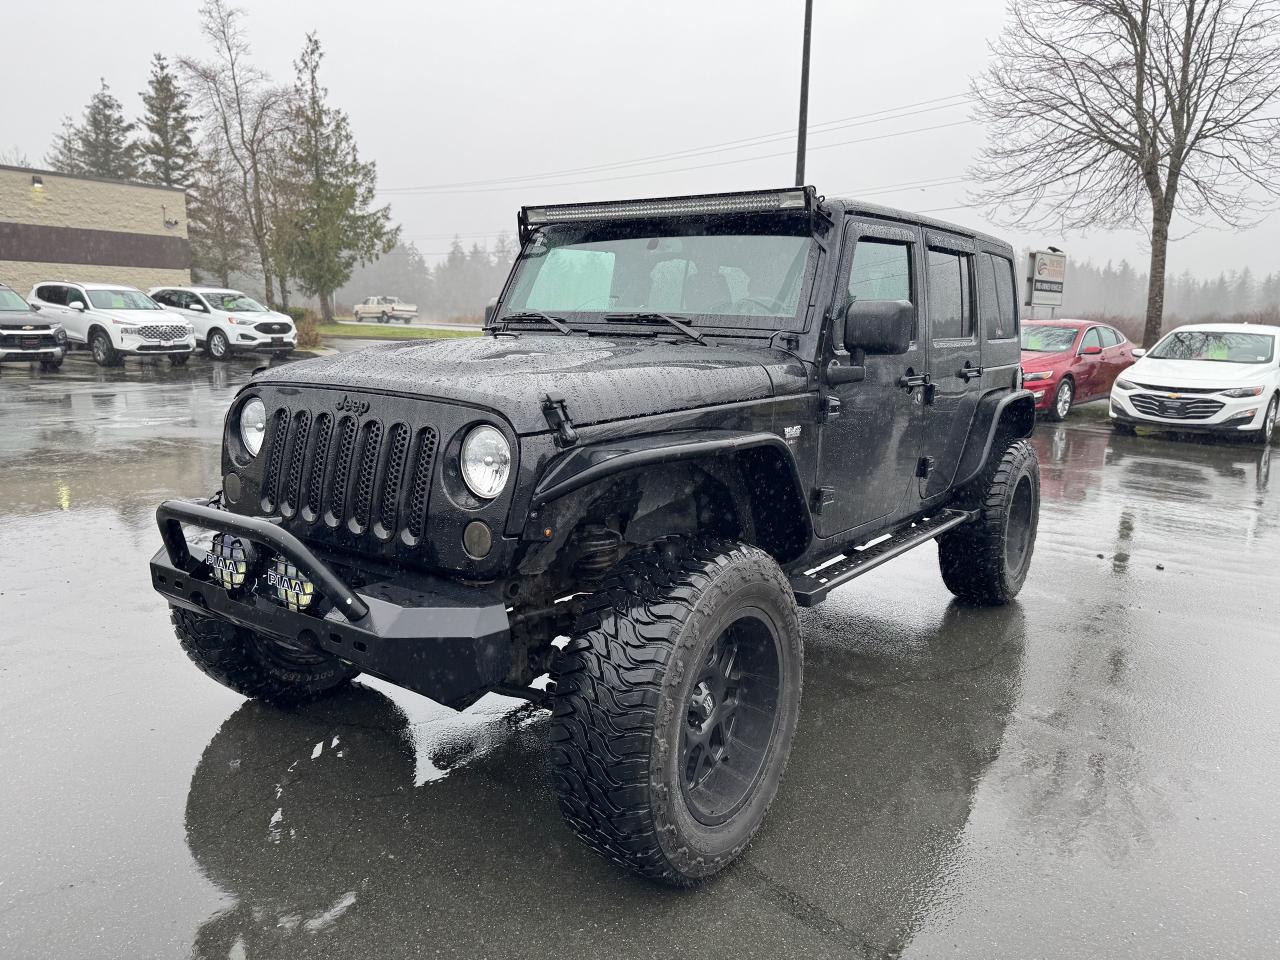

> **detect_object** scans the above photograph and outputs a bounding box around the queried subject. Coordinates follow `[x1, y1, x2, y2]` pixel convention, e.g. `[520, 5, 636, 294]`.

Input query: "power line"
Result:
[381, 119, 974, 199]
[377, 94, 971, 195]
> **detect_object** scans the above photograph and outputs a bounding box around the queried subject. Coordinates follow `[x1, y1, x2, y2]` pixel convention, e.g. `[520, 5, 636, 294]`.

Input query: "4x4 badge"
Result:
[334, 395, 370, 416]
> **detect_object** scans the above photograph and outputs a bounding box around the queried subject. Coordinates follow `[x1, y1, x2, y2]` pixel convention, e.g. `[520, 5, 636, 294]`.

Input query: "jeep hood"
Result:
[254, 335, 804, 433]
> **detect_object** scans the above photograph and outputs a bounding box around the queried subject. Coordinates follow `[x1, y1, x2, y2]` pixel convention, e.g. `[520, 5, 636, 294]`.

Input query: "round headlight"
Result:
[239, 397, 267, 458]
[461, 425, 511, 499]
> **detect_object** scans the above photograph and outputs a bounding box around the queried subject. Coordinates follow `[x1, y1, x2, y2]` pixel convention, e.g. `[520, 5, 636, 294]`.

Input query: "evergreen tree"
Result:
[139, 54, 197, 187]
[46, 80, 139, 180]
[281, 33, 398, 321]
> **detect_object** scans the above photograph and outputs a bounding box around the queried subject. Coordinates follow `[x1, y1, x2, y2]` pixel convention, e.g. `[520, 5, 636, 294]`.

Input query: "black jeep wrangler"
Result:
[150, 187, 1038, 885]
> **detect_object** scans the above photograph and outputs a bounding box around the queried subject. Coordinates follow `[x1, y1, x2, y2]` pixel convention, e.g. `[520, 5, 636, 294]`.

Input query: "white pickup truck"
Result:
[352, 296, 418, 324]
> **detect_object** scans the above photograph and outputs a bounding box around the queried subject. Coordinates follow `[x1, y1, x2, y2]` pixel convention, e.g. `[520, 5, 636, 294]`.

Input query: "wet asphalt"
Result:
[1, 352, 1278, 960]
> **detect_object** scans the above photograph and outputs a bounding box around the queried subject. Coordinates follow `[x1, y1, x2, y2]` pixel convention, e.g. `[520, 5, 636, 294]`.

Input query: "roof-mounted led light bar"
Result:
[519, 186, 818, 241]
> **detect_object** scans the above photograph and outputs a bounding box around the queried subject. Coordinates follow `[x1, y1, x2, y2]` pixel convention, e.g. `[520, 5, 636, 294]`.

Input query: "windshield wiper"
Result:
[604, 312, 704, 344]
[496, 311, 573, 335]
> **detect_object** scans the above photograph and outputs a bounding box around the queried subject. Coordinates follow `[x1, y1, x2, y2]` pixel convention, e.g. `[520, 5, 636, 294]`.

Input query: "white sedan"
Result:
[1109, 323, 1280, 443]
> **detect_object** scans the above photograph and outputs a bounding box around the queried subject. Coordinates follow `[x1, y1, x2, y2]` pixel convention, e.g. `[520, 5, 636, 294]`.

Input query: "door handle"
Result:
[897, 372, 930, 390]
[958, 364, 983, 382]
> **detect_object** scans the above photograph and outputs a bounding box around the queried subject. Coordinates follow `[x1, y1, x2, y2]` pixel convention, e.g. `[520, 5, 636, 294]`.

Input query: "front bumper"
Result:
[232, 328, 296, 350]
[1023, 375, 1058, 409]
[0, 344, 64, 362]
[119, 332, 195, 355]
[1109, 390, 1267, 433]
[151, 497, 511, 708]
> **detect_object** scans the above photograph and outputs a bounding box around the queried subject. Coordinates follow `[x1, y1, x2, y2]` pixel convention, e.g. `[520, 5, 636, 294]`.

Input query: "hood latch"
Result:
[542, 393, 579, 447]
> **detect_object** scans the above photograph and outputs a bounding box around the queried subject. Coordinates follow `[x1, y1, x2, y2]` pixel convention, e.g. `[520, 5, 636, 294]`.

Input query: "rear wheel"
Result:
[1045, 378, 1073, 421]
[551, 537, 803, 885]
[171, 607, 357, 704]
[1252, 393, 1278, 445]
[379, 312, 389, 324]
[939, 438, 1040, 605]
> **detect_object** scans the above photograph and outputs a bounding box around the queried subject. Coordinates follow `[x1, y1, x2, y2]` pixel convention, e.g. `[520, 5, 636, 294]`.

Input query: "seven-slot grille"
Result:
[1130, 393, 1224, 420]
[137, 324, 189, 341]
[259, 405, 439, 543]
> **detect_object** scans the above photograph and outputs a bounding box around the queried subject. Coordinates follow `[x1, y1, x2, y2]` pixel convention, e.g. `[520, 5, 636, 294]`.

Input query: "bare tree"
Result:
[971, 0, 1280, 345]
[181, 0, 286, 307]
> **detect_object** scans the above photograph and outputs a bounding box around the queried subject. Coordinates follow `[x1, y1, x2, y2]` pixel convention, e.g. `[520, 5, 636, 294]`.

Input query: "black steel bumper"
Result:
[151, 498, 511, 708]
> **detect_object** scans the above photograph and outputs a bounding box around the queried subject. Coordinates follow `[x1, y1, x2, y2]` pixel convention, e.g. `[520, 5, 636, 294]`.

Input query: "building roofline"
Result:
[0, 163, 189, 194]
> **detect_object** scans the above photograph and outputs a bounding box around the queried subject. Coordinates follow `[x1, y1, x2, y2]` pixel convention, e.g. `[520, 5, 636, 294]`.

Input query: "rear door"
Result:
[921, 235, 983, 497]
[814, 219, 925, 537]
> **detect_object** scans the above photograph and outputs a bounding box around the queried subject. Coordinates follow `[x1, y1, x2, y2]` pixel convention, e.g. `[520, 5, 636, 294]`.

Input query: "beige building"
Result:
[0, 164, 191, 295]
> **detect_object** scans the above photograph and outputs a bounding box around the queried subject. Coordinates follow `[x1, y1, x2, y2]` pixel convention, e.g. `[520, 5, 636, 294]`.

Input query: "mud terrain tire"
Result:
[171, 606, 357, 704]
[938, 438, 1040, 605]
[550, 537, 802, 885]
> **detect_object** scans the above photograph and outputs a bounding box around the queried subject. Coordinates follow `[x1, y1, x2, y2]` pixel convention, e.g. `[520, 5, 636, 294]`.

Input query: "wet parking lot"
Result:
[2, 353, 1278, 959]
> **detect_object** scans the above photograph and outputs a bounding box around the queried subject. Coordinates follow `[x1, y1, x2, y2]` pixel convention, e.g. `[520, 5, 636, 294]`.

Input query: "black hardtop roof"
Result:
[827, 196, 1013, 252]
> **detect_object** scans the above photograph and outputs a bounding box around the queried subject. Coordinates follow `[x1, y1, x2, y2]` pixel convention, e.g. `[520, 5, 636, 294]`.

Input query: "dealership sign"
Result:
[1026, 250, 1066, 307]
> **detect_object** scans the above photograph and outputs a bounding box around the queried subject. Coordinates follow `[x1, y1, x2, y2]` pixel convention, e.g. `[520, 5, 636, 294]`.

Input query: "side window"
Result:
[36, 284, 65, 305]
[1100, 327, 1121, 347]
[926, 248, 973, 340]
[993, 256, 1016, 339]
[1081, 327, 1102, 352]
[153, 290, 175, 307]
[65, 286, 87, 308]
[976, 254, 999, 341]
[848, 238, 911, 302]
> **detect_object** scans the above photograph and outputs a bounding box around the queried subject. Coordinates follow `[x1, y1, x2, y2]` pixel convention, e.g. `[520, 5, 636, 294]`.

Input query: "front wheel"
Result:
[939, 438, 1040, 605]
[171, 607, 358, 704]
[551, 537, 803, 885]
[379, 312, 389, 324]
[90, 329, 121, 367]
[1045, 378, 1074, 421]
[1252, 394, 1278, 445]
[206, 329, 231, 361]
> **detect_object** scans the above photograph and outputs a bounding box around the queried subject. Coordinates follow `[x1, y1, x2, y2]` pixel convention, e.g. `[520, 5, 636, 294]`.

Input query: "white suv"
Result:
[1110, 323, 1280, 443]
[150, 286, 296, 360]
[28, 281, 195, 367]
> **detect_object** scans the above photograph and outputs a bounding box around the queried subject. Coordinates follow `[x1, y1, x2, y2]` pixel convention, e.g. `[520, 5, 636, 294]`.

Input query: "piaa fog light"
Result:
[267, 556, 316, 611]
[204, 534, 254, 590]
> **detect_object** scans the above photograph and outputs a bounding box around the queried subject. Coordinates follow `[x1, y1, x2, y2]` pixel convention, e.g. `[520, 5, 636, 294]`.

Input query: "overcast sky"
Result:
[3, 0, 1277, 280]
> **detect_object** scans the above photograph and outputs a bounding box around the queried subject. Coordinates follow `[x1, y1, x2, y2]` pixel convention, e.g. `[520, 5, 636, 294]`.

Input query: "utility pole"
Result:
[795, 0, 814, 186]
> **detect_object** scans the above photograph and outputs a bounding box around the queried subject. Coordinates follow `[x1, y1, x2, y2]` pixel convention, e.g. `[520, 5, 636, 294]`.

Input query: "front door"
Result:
[921, 235, 983, 498]
[814, 220, 925, 538]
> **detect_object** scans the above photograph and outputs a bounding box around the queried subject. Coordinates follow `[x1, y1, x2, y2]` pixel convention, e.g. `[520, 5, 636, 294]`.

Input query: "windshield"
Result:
[0, 288, 32, 312]
[1021, 325, 1078, 352]
[87, 289, 162, 311]
[205, 292, 267, 313]
[1149, 330, 1275, 364]
[501, 215, 815, 330]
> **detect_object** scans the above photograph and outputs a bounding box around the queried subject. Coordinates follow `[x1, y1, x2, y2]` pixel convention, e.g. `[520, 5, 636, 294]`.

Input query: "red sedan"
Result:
[1021, 319, 1139, 420]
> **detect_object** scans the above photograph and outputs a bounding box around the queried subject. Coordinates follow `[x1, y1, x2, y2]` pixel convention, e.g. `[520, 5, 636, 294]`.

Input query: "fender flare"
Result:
[529, 430, 814, 563]
[952, 389, 1037, 490]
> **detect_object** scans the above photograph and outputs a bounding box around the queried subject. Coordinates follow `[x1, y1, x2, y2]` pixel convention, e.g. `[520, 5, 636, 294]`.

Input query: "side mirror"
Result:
[843, 299, 913, 356]
[29, 302, 40, 311]
[1081, 344, 1102, 356]
[484, 297, 498, 327]
[69, 301, 86, 312]
[191, 302, 208, 313]
[1131, 347, 1146, 358]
